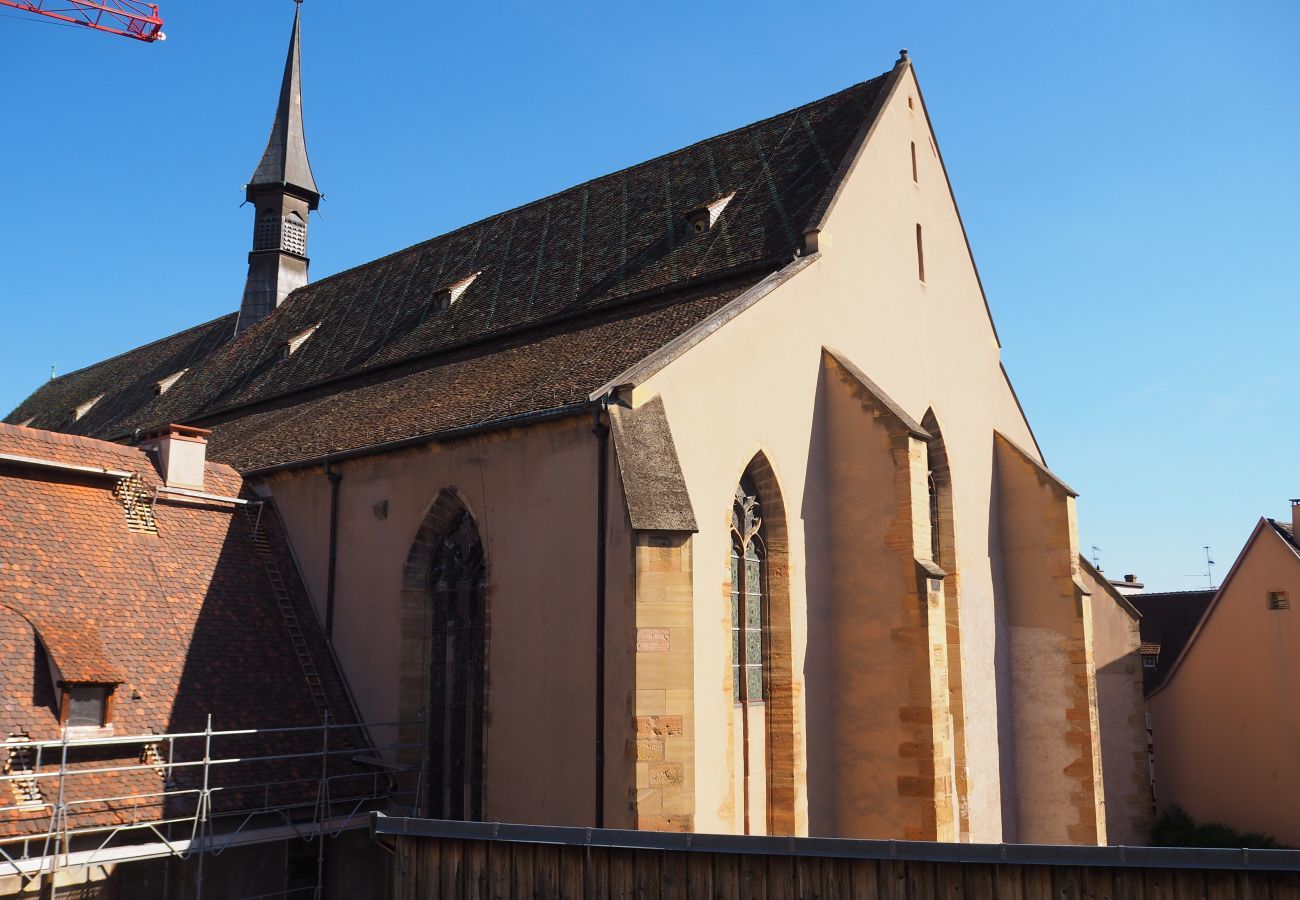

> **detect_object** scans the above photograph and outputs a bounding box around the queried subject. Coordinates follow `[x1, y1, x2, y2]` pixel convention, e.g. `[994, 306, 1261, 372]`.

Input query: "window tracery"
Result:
[427, 506, 486, 821]
[730, 477, 766, 704]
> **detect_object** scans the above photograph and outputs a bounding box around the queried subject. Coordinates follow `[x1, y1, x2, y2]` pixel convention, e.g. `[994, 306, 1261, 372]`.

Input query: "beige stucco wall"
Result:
[1149, 523, 1300, 845]
[247, 63, 1099, 844]
[631, 66, 1046, 842]
[261, 416, 634, 828]
[1079, 562, 1153, 845]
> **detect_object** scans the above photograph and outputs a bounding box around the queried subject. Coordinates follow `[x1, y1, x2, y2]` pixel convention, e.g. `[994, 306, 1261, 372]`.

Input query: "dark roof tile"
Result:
[7, 74, 892, 469]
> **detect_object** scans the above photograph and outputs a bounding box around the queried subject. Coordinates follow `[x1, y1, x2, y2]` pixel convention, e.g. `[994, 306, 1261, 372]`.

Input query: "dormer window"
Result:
[1139, 642, 1161, 669]
[282, 324, 320, 359]
[685, 192, 736, 234]
[62, 684, 113, 730]
[155, 369, 187, 396]
[433, 272, 481, 313]
[74, 395, 103, 421]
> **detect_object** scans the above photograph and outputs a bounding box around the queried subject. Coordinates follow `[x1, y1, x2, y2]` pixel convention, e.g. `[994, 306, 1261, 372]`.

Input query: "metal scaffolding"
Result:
[0, 717, 422, 899]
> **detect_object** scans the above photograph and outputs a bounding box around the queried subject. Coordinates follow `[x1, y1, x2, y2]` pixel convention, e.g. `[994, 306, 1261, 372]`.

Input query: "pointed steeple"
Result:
[247, 1, 319, 207]
[237, 1, 322, 335]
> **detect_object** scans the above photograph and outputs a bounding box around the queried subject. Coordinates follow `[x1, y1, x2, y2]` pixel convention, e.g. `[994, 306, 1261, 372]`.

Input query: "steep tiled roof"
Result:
[1130, 589, 1216, 695]
[0, 424, 361, 836]
[208, 276, 756, 470]
[7, 72, 893, 468]
[8, 314, 236, 438]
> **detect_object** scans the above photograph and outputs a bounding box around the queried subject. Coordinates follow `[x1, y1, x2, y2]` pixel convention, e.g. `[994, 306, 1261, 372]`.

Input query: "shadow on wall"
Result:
[986, 445, 1018, 843]
[799, 352, 836, 836]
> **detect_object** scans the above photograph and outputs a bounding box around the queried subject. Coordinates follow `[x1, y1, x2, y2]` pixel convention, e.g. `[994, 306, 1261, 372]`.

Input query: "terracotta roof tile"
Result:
[0, 428, 362, 836]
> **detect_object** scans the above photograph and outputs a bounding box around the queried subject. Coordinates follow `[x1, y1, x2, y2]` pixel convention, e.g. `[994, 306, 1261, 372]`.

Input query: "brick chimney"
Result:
[1291, 498, 1299, 537]
[140, 425, 211, 490]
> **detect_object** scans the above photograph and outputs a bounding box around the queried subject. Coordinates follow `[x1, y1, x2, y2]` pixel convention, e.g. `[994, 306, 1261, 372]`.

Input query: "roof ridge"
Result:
[1131, 589, 1217, 599]
[39, 312, 237, 388]
[290, 76, 890, 299]
[0, 421, 143, 457]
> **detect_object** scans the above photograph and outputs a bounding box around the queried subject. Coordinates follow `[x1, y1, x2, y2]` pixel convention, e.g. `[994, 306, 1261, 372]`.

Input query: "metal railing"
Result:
[0, 716, 424, 898]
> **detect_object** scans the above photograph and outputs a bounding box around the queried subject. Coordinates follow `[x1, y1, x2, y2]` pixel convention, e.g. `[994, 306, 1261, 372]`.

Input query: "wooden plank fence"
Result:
[372, 815, 1300, 900]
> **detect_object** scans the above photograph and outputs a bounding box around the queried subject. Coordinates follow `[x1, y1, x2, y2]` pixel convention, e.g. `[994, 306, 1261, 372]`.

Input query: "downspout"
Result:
[324, 460, 343, 640]
[591, 393, 612, 828]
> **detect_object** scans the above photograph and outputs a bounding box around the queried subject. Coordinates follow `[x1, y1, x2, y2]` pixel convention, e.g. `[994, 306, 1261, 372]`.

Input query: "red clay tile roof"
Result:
[0, 424, 362, 837]
[6, 74, 892, 470]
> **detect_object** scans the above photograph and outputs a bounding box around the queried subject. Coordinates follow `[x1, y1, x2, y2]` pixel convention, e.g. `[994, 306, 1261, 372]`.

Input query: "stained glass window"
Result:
[730, 477, 767, 704]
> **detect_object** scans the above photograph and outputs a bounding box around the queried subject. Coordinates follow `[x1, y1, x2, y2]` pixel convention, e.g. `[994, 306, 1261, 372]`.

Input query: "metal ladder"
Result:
[241, 504, 333, 721]
[3, 736, 43, 808]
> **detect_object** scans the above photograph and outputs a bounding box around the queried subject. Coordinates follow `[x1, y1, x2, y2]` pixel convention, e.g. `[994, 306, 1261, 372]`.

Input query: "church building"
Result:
[7, 7, 1130, 850]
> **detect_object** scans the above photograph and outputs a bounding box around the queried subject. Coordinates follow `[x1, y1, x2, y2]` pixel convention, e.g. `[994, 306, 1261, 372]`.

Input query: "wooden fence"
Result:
[372, 816, 1300, 900]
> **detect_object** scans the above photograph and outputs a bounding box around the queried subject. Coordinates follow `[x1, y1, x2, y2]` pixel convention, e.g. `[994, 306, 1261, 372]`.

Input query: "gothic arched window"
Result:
[427, 506, 486, 821]
[730, 477, 767, 706]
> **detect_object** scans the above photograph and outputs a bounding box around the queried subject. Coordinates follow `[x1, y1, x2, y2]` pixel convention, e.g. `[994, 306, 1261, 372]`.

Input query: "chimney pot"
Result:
[140, 425, 211, 490]
[1124, 574, 1137, 583]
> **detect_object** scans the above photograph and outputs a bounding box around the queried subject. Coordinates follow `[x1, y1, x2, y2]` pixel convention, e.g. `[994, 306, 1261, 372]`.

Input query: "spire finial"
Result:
[247, 0, 319, 206]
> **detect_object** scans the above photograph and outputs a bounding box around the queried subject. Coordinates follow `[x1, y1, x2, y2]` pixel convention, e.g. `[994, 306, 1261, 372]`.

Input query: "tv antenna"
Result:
[1184, 545, 1216, 589]
[1091, 545, 1102, 569]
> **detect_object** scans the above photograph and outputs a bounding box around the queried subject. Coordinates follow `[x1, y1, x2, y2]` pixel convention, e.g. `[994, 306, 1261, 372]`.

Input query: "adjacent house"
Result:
[1144, 503, 1300, 846]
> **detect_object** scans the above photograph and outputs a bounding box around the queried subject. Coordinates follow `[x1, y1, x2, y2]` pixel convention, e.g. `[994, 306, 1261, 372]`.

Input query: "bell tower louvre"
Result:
[237, 0, 320, 335]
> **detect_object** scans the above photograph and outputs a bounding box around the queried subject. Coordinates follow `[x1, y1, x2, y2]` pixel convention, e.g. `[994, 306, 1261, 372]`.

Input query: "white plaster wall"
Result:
[635, 65, 1041, 840]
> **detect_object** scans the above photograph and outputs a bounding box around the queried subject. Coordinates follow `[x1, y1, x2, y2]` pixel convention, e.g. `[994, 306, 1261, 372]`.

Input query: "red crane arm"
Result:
[0, 0, 163, 42]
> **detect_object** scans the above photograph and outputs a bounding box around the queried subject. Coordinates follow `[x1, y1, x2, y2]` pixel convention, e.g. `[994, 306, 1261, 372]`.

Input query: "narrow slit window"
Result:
[916, 224, 926, 283]
[911, 141, 918, 183]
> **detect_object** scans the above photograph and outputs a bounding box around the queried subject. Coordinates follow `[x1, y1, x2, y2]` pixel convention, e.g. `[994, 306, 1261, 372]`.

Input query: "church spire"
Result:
[237, 1, 321, 335]
[247, 1, 319, 205]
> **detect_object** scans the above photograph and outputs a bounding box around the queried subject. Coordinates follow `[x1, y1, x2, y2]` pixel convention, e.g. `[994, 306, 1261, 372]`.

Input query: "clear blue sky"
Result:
[1, 1, 1296, 591]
